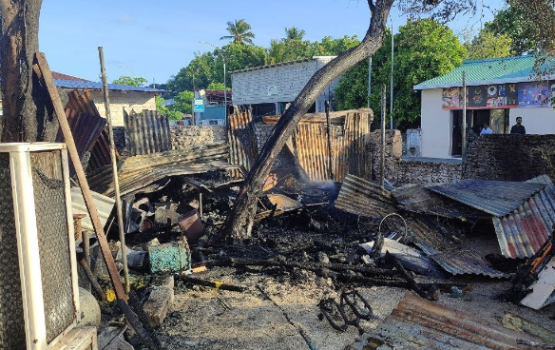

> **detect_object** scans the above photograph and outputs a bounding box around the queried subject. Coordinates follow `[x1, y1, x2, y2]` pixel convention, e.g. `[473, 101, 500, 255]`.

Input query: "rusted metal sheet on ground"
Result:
[409, 216, 509, 278]
[334, 174, 396, 218]
[372, 293, 541, 350]
[492, 175, 555, 259]
[427, 179, 545, 217]
[228, 111, 258, 178]
[88, 143, 236, 196]
[55, 89, 110, 174]
[124, 109, 172, 156]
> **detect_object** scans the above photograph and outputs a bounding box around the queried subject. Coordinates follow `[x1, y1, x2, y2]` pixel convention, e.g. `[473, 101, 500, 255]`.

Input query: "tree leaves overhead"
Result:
[220, 19, 256, 45]
[465, 31, 513, 59]
[335, 19, 466, 130]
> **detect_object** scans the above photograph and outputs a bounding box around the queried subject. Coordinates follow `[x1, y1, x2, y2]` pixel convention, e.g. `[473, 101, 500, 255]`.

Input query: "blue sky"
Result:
[39, 0, 505, 85]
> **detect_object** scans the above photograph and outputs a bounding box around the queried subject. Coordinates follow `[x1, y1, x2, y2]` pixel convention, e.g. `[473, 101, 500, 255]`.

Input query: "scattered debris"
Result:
[148, 238, 190, 274]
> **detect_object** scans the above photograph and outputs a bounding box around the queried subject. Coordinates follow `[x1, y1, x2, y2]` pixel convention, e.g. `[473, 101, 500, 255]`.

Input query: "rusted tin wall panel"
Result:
[228, 112, 258, 178]
[123, 109, 172, 156]
[55, 90, 111, 174]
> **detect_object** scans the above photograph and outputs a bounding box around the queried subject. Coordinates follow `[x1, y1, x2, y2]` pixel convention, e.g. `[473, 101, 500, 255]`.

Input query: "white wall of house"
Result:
[231, 56, 339, 113]
[421, 88, 555, 159]
[509, 107, 555, 134]
[421, 89, 452, 159]
[88, 90, 156, 127]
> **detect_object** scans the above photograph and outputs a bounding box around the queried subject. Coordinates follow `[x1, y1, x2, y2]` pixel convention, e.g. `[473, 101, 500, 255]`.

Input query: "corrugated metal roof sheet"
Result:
[427, 179, 544, 217]
[71, 187, 115, 232]
[409, 217, 509, 278]
[414, 55, 537, 90]
[54, 79, 164, 93]
[334, 174, 396, 218]
[372, 293, 542, 349]
[392, 184, 489, 220]
[492, 175, 555, 259]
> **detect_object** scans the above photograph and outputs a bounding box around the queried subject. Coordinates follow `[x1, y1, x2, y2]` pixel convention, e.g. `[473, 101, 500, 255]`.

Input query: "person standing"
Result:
[480, 123, 493, 135]
[510, 116, 526, 134]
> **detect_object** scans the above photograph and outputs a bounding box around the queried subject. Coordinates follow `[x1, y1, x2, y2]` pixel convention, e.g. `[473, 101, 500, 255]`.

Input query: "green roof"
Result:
[414, 55, 538, 90]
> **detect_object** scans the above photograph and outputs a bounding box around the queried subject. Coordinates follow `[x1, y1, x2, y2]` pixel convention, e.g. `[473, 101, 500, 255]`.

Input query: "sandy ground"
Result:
[153, 264, 555, 350]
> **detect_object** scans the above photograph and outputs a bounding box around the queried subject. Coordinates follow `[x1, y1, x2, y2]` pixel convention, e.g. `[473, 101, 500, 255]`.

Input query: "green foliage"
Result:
[220, 19, 255, 45]
[155, 95, 168, 115]
[173, 90, 194, 114]
[207, 82, 230, 90]
[335, 19, 466, 131]
[311, 35, 360, 56]
[112, 75, 147, 86]
[465, 31, 513, 59]
[484, 6, 538, 55]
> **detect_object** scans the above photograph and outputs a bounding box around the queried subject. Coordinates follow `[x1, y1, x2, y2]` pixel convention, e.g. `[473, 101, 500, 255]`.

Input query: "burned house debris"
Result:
[4, 52, 555, 350]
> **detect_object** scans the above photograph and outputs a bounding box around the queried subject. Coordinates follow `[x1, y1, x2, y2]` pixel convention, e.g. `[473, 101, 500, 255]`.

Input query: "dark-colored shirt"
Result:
[510, 124, 526, 134]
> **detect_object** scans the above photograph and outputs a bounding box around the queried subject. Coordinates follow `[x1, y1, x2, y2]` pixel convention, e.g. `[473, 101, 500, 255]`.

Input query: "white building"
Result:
[231, 56, 340, 117]
[414, 55, 555, 159]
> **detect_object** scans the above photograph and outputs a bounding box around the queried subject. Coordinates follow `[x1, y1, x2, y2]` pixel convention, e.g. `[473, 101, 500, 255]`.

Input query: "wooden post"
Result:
[98, 47, 130, 294]
[325, 100, 334, 181]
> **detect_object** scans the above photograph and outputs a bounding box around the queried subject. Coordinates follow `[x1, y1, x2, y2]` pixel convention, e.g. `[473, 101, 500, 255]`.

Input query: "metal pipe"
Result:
[390, 15, 394, 130]
[462, 71, 467, 157]
[367, 57, 372, 108]
[98, 47, 130, 294]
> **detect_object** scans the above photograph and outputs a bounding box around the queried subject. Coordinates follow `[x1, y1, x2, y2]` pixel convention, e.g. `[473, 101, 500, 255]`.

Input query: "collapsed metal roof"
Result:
[334, 174, 396, 218]
[428, 176, 555, 259]
[492, 175, 555, 258]
[408, 216, 509, 278]
[427, 179, 545, 217]
[393, 184, 489, 220]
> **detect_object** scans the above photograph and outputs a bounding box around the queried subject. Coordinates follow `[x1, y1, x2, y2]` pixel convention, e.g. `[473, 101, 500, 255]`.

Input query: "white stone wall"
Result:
[231, 57, 339, 112]
[421, 88, 555, 159]
[89, 90, 157, 127]
[421, 89, 453, 159]
[508, 106, 555, 135]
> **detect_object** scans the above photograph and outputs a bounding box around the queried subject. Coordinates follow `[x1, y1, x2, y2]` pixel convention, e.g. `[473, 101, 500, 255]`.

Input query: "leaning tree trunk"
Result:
[0, 0, 44, 142]
[214, 0, 395, 243]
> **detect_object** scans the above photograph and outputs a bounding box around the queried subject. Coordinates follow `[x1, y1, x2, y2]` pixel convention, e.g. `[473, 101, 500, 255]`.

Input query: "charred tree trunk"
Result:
[0, 0, 45, 142]
[215, 0, 395, 243]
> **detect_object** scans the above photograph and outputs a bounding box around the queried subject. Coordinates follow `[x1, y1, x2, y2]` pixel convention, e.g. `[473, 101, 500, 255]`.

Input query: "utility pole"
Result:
[390, 15, 394, 130]
[368, 57, 372, 108]
[462, 71, 467, 157]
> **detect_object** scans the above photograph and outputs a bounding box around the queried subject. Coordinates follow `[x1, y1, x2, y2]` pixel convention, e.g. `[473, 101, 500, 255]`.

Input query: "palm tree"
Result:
[220, 19, 255, 45]
[284, 27, 306, 41]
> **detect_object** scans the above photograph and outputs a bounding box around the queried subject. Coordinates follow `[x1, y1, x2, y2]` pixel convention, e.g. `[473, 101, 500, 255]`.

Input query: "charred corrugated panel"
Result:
[89, 128, 115, 172]
[427, 180, 545, 216]
[334, 174, 396, 217]
[409, 217, 509, 278]
[123, 109, 172, 156]
[228, 111, 258, 178]
[393, 184, 489, 220]
[492, 175, 555, 259]
[55, 90, 108, 175]
[373, 294, 541, 350]
[88, 143, 233, 196]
